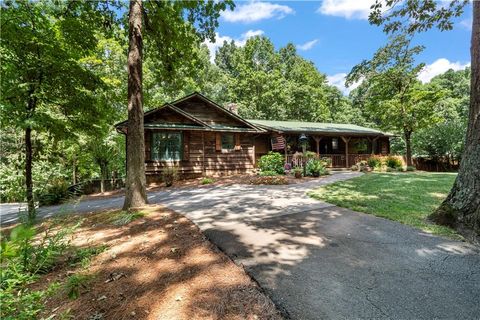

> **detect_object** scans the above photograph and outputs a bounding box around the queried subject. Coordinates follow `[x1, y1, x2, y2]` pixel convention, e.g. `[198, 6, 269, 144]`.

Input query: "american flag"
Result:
[271, 135, 286, 150]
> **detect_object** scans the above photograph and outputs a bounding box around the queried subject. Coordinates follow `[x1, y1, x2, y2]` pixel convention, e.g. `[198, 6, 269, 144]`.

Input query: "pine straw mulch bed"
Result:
[83, 174, 330, 200]
[22, 206, 282, 320]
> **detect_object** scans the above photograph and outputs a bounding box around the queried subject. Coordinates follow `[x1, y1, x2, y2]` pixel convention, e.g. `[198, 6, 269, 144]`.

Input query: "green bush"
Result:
[37, 178, 71, 206]
[0, 223, 75, 319]
[367, 156, 382, 169]
[258, 152, 285, 174]
[259, 170, 279, 176]
[304, 151, 317, 160]
[65, 274, 92, 299]
[386, 167, 394, 172]
[385, 156, 403, 169]
[306, 159, 328, 177]
[162, 166, 179, 187]
[201, 177, 215, 185]
[320, 157, 332, 167]
[406, 166, 416, 171]
[351, 164, 359, 171]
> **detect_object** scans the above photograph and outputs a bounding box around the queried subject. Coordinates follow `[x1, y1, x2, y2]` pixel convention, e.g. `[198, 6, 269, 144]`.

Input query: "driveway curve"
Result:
[1, 172, 479, 319]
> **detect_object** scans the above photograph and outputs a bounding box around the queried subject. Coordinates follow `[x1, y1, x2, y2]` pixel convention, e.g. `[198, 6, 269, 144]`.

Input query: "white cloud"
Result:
[459, 18, 472, 30]
[418, 58, 470, 83]
[317, 0, 375, 20]
[327, 73, 361, 95]
[204, 30, 265, 63]
[296, 39, 319, 51]
[222, 1, 294, 23]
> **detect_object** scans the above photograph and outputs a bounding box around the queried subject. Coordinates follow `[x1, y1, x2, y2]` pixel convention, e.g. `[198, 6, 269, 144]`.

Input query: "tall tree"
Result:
[1, 1, 109, 220]
[347, 35, 442, 165]
[369, 0, 479, 241]
[122, 0, 233, 210]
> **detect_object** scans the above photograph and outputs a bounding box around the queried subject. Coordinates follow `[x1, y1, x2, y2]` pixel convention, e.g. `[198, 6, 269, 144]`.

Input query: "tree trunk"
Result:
[25, 126, 35, 220]
[100, 163, 106, 194]
[404, 129, 413, 166]
[431, 2, 480, 243]
[72, 154, 77, 185]
[123, 0, 147, 210]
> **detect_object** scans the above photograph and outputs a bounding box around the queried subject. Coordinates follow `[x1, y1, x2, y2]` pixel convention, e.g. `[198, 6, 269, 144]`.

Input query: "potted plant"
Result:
[162, 167, 179, 187]
[293, 167, 303, 179]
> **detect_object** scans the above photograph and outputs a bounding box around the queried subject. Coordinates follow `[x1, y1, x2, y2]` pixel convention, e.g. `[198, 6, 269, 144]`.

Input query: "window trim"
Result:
[151, 131, 183, 162]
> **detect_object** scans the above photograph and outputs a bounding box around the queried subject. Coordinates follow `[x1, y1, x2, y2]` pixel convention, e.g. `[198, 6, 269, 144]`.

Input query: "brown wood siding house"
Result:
[116, 93, 393, 180]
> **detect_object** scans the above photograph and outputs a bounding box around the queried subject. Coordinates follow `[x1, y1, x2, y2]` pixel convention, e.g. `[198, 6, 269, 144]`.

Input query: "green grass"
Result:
[308, 172, 461, 238]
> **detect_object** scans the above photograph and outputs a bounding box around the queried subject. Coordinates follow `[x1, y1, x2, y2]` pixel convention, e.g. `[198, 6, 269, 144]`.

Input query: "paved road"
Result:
[1, 172, 479, 319]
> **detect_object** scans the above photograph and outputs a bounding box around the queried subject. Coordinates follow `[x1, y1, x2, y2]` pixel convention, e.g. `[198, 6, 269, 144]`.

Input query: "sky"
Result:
[205, 0, 472, 94]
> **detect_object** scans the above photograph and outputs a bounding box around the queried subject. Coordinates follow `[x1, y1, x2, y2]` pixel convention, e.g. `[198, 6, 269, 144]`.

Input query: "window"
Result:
[332, 138, 338, 150]
[151, 132, 182, 161]
[221, 133, 235, 150]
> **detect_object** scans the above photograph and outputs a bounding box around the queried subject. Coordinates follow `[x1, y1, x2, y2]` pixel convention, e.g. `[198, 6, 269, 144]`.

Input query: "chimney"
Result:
[226, 102, 238, 115]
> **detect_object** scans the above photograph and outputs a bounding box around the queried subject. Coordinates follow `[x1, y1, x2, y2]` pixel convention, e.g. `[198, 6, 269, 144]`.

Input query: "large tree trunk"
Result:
[404, 129, 413, 166]
[431, 2, 480, 243]
[25, 126, 35, 220]
[123, 0, 147, 210]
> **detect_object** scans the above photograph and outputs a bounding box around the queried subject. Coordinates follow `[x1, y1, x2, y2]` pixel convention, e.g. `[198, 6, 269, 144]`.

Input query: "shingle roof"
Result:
[247, 119, 393, 136]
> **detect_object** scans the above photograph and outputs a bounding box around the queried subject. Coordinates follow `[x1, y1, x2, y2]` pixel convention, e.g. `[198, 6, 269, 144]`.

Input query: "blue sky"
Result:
[205, 0, 472, 94]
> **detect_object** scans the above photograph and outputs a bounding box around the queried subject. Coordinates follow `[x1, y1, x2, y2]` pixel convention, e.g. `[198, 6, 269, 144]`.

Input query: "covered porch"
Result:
[248, 119, 393, 169]
[283, 135, 390, 168]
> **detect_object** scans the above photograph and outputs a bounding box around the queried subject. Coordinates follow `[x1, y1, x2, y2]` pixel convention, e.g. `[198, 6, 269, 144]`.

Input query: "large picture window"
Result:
[151, 132, 182, 161]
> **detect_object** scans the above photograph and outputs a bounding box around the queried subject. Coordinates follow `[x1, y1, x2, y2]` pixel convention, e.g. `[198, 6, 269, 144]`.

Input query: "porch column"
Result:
[341, 136, 351, 167]
[313, 136, 322, 156]
[284, 134, 288, 163]
[370, 136, 379, 154]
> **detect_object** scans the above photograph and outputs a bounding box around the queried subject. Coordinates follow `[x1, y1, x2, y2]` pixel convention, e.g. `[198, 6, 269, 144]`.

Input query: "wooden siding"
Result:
[145, 130, 256, 178]
[175, 96, 248, 128]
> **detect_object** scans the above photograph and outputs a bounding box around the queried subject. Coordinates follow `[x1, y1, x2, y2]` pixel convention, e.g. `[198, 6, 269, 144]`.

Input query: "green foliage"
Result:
[258, 152, 285, 175]
[65, 274, 92, 300]
[351, 165, 359, 171]
[385, 156, 403, 169]
[406, 166, 416, 172]
[200, 177, 215, 185]
[367, 156, 382, 169]
[69, 245, 107, 269]
[162, 167, 179, 187]
[0, 223, 75, 318]
[305, 159, 328, 177]
[110, 211, 146, 226]
[292, 166, 303, 178]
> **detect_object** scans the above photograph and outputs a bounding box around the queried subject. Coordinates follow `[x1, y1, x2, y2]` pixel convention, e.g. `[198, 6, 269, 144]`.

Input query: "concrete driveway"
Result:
[1, 172, 479, 319]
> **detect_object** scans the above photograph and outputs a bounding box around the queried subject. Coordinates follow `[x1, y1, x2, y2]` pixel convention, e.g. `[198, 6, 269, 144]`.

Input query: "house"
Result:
[115, 92, 392, 181]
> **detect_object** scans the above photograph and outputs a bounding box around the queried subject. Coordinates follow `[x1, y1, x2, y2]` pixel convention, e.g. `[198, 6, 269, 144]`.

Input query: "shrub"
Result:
[320, 157, 332, 167]
[284, 163, 292, 172]
[351, 164, 359, 171]
[385, 156, 403, 169]
[38, 178, 71, 206]
[259, 170, 279, 176]
[258, 152, 284, 174]
[0, 223, 75, 318]
[250, 176, 288, 185]
[306, 159, 328, 177]
[292, 167, 303, 178]
[65, 274, 92, 299]
[162, 167, 179, 187]
[386, 167, 394, 172]
[367, 156, 382, 169]
[201, 177, 215, 185]
[304, 151, 317, 160]
[396, 166, 405, 172]
[406, 166, 416, 171]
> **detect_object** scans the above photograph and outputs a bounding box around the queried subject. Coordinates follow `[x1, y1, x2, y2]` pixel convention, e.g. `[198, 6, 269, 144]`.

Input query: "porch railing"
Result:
[285, 154, 373, 168]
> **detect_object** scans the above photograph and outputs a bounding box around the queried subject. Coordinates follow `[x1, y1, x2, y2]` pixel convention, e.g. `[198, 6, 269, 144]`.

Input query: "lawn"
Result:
[308, 172, 460, 238]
